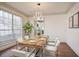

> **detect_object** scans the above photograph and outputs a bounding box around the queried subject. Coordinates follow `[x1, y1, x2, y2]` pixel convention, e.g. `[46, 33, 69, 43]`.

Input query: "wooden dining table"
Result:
[17, 37, 47, 56]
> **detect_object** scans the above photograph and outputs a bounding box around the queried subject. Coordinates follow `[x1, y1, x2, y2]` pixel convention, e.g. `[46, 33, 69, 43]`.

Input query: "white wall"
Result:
[66, 3, 79, 56]
[28, 14, 66, 42]
[45, 3, 79, 56]
[28, 17, 35, 38]
[44, 15, 66, 42]
[28, 3, 79, 56]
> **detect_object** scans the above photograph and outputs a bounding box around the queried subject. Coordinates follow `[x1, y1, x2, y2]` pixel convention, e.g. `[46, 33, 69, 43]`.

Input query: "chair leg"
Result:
[39, 48, 43, 57]
[35, 48, 40, 57]
[41, 48, 43, 57]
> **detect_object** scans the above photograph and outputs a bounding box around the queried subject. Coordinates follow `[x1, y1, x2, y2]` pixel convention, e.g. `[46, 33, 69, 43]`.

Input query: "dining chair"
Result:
[10, 48, 36, 57]
[44, 39, 60, 57]
[47, 37, 60, 46]
[47, 39, 57, 46]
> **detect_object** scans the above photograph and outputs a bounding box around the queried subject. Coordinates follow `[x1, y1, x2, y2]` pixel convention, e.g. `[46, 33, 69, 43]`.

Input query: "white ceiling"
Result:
[5, 2, 75, 17]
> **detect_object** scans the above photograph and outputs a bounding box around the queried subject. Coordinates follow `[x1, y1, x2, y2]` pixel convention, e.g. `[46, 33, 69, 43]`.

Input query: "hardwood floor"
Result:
[0, 42, 78, 57]
[58, 42, 78, 57]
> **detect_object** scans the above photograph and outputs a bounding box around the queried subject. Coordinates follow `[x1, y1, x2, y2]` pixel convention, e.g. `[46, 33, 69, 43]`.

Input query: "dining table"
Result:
[16, 37, 47, 56]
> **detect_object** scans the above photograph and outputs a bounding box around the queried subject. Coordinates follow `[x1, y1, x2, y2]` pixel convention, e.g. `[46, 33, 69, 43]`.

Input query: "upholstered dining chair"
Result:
[47, 37, 59, 46]
[44, 39, 60, 57]
[10, 48, 36, 57]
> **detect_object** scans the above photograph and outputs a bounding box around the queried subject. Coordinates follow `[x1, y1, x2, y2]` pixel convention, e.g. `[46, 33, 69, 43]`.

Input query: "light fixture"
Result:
[34, 3, 44, 36]
[37, 3, 40, 6]
[34, 3, 44, 22]
[34, 12, 44, 22]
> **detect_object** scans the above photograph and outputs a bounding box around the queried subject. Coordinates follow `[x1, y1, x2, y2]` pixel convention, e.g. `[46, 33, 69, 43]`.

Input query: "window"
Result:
[0, 10, 23, 41]
[13, 15, 22, 39]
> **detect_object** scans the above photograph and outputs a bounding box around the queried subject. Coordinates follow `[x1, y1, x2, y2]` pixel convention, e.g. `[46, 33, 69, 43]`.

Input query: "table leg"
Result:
[16, 41, 18, 49]
[27, 48, 30, 52]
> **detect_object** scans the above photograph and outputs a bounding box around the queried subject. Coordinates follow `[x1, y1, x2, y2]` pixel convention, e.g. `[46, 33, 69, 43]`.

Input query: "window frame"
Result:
[0, 9, 23, 40]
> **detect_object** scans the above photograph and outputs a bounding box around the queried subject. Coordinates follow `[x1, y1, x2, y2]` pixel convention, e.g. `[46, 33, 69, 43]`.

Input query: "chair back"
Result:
[55, 39, 60, 47]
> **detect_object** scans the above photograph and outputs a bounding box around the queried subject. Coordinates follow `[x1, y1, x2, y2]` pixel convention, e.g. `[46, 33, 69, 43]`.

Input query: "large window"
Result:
[13, 15, 22, 39]
[0, 10, 22, 41]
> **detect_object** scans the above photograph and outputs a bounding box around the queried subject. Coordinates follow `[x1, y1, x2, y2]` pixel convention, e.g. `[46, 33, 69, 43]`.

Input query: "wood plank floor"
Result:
[0, 42, 78, 57]
[58, 42, 78, 57]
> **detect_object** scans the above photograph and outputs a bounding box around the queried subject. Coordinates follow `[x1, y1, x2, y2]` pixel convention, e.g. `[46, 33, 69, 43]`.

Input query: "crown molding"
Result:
[0, 2, 76, 17]
[0, 2, 29, 17]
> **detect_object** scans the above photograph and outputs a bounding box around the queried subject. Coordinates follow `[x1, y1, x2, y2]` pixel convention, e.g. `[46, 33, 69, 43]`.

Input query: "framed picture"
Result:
[69, 16, 73, 28]
[73, 12, 79, 28]
[69, 12, 79, 29]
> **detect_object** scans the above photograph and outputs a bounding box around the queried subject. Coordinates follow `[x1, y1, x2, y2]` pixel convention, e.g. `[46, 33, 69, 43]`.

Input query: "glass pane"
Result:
[3, 11, 9, 18]
[4, 25, 9, 30]
[8, 13, 12, 19]
[4, 31, 13, 40]
[5, 31, 12, 35]
[0, 10, 3, 17]
[0, 18, 3, 23]
[0, 31, 5, 36]
[13, 30, 22, 39]
[18, 18, 22, 24]
[13, 15, 18, 29]
[0, 31, 13, 41]
[14, 30, 22, 35]
[13, 15, 22, 39]
[0, 31, 5, 41]
[0, 18, 4, 30]
[4, 19, 12, 30]
[13, 15, 22, 29]
[0, 24, 4, 30]
[4, 19, 9, 24]
[4, 31, 9, 35]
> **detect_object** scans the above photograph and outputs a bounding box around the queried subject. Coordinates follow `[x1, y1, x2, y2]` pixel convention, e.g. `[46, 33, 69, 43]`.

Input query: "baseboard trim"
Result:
[0, 43, 16, 52]
[73, 50, 79, 56]
[66, 42, 79, 56]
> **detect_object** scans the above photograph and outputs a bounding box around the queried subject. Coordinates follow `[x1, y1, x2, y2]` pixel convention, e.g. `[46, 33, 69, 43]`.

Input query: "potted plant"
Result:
[23, 22, 32, 39]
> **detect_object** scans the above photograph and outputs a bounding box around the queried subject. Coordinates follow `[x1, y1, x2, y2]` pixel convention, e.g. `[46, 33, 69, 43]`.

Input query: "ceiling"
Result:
[5, 2, 75, 17]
